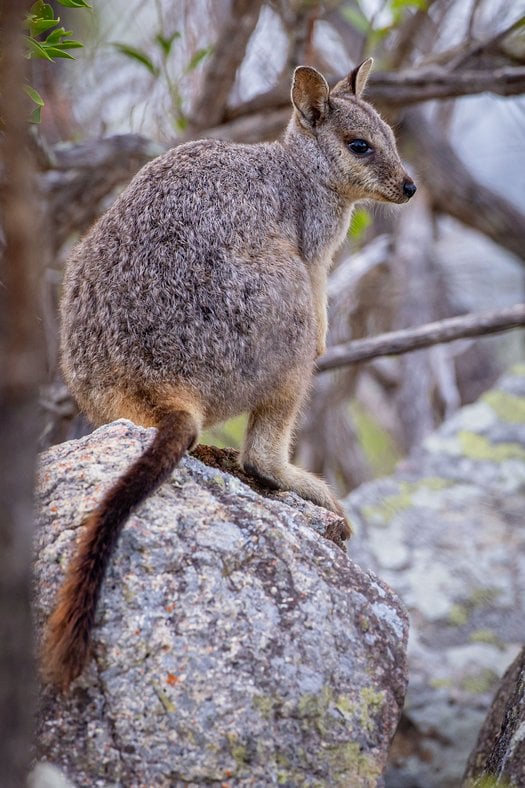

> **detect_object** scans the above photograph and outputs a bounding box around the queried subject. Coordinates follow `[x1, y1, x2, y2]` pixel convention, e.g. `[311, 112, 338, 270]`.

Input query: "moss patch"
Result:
[350, 400, 400, 476]
[461, 669, 499, 695]
[324, 741, 383, 780]
[359, 687, 385, 733]
[253, 684, 387, 781]
[252, 694, 275, 719]
[448, 604, 469, 627]
[470, 629, 504, 648]
[510, 362, 525, 377]
[447, 587, 501, 628]
[459, 431, 525, 462]
[362, 477, 451, 524]
[483, 389, 525, 423]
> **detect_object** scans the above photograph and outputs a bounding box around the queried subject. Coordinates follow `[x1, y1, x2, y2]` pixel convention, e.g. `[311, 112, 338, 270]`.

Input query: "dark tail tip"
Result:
[41, 409, 199, 689]
[41, 603, 91, 691]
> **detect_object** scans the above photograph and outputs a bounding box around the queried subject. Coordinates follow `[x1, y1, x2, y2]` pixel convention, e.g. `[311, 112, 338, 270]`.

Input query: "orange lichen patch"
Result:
[165, 603, 175, 613]
[166, 672, 178, 686]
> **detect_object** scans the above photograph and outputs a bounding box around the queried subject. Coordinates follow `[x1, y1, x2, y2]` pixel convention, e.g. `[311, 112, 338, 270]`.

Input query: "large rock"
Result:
[464, 646, 525, 786]
[34, 420, 408, 786]
[345, 365, 525, 787]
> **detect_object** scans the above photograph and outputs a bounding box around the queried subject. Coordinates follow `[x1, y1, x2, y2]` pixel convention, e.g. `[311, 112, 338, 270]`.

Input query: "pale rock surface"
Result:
[34, 421, 408, 787]
[345, 364, 525, 787]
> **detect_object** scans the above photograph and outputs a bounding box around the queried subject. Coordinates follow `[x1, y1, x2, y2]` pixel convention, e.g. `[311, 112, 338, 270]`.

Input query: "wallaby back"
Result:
[45, 59, 415, 688]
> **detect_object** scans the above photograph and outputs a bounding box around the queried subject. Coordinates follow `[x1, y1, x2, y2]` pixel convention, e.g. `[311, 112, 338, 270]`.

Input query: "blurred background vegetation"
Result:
[27, 0, 525, 493]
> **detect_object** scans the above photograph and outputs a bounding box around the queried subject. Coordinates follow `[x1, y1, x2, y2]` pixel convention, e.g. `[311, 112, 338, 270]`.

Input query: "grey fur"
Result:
[61, 61, 415, 517]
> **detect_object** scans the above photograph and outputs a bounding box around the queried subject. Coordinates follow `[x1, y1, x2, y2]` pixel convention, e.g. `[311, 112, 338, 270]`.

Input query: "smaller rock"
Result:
[463, 646, 525, 787]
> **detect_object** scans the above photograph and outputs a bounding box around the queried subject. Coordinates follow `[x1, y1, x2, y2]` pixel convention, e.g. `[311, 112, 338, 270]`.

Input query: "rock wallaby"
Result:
[43, 59, 416, 689]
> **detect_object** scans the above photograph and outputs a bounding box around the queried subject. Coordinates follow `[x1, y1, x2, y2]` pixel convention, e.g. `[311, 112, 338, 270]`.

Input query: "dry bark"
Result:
[0, 1, 44, 784]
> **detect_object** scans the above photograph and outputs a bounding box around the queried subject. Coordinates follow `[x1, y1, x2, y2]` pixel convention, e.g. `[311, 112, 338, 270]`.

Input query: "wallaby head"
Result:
[289, 58, 415, 205]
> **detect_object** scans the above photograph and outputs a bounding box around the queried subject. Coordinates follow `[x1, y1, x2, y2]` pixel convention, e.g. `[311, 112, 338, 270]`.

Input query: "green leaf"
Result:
[26, 35, 55, 60]
[341, 6, 371, 34]
[40, 45, 76, 59]
[28, 16, 60, 36]
[24, 84, 45, 106]
[26, 1, 59, 36]
[174, 114, 188, 133]
[155, 31, 181, 57]
[44, 26, 71, 43]
[31, 1, 55, 21]
[24, 85, 45, 123]
[348, 207, 372, 241]
[112, 43, 160, 76]
[56, 0, 92, 8]
[30, 105, 43, 124]
[390, 0, 427, 23]
[184, 46, 213, 73]
[390, 0, 427, 10]
[45, 37, 83, 50]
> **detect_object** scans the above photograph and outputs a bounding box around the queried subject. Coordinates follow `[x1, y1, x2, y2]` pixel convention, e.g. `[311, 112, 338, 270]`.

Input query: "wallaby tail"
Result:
[41, 409, 198, 690]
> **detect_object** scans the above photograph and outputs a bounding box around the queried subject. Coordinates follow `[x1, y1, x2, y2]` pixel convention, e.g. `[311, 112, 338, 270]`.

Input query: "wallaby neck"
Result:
[278, 125, 354, 267]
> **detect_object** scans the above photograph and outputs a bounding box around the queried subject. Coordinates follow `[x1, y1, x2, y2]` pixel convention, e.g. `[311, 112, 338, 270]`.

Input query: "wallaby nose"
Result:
[403, 179, 416, 199]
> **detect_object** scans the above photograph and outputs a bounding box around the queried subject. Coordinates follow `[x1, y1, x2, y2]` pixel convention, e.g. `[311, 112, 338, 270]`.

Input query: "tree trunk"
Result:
[0, 2, 44, 784]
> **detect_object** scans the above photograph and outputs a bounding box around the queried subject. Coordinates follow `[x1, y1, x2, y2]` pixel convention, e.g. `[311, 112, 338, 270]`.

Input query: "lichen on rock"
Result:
[34, 420, 408, 786]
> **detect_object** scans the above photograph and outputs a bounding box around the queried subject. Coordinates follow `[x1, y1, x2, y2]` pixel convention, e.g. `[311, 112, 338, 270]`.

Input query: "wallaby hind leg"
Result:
[240, 380, 350, 535]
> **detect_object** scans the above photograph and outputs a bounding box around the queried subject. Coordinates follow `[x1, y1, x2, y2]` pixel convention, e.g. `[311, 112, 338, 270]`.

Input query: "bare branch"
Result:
[198, 108, 290, 143]
[224, 63, 525, 123]
[368, 65, 525, 105]
[189, 0, 265, 131]
[316, 305, 525, 372]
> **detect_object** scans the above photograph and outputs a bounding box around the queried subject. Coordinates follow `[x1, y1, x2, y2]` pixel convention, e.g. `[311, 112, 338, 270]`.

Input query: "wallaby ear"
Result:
[291, 66, 330, 128]
[332, 57, 374, 99]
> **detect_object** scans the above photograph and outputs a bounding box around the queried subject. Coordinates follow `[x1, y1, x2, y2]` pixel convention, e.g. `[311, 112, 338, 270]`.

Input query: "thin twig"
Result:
[316, 304, 525, 372]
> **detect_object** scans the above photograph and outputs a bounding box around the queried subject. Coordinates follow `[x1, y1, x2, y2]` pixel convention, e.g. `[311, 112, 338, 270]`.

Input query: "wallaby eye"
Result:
[348, 139, 372, 156]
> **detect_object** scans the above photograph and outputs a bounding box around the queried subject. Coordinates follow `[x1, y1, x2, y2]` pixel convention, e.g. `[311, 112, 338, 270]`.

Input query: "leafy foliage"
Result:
[24, 0, 90, 122]
[26, 0, 88, 61]
[342, 0, 428, 51]
[111, 31, 212, 132]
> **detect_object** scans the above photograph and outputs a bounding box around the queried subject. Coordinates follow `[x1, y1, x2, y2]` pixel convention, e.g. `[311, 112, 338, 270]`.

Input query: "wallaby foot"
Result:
[241, 386, 351, 538]
[245, 457, 338, 510]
